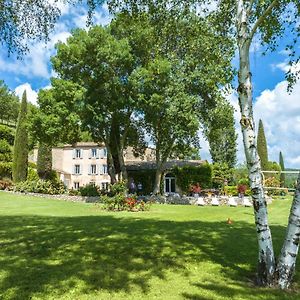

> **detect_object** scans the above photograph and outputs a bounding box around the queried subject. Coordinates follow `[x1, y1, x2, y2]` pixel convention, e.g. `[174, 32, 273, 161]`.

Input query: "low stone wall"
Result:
[3, 190, 99, 203]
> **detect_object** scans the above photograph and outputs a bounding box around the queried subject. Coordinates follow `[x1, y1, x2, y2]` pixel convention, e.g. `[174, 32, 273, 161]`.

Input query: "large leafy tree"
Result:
[0, 80, 19, 125]
[12, 91, 28, 182]
[0, 0, 105, 55]
[106, 0, 300, 290]
[201, 98, 237, 168]
[52, 25, 142, 183]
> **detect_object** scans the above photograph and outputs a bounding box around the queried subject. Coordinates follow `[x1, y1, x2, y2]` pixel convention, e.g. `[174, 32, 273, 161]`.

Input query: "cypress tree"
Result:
[12, 91, 28, 182]
[257, 119, 268, 170]
[279, 151, 286, 187]
[37, 142, 52, 180]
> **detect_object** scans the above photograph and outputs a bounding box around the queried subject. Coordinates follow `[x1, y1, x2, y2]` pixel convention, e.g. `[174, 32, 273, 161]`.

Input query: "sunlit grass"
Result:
[0, 191, 298, 299]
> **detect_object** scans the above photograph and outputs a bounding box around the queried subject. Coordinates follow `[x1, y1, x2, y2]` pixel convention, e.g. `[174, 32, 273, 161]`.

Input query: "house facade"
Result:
[32, 142, 156, 190]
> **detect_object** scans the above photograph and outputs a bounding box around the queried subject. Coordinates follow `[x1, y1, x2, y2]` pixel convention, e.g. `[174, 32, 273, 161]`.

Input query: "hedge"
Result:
[173, 164, 212, 194]
[0, 162, 12, 179]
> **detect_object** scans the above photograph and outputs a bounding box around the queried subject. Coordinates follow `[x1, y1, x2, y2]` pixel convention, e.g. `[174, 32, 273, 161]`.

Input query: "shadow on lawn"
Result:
[0, 213, 298, 299]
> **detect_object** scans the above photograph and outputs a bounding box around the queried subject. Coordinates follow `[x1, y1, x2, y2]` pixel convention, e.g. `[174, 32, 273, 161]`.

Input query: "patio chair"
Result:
[211, 197, 220, 206]
[228, 196, 237, 207]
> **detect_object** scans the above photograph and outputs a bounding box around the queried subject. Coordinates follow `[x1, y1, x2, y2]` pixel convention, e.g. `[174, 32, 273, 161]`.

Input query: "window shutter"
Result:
[89, 149, 92, 159]
[80, 149, 83, 159]
[79, 164, 82, 175]
[88, 165, 91, 175]
[99, 164, 104, 175]
[72, 165, 75, 175]
[72, 149, 76, 159]
[96, 149, 99, 159]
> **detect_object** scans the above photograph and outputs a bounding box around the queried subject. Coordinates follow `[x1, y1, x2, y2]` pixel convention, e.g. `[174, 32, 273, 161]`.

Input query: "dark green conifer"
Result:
[12, 91, 28, 182]
[279, 151, 286, 187]
[257, 119, 268, 170]
[37, 142, 52, 180]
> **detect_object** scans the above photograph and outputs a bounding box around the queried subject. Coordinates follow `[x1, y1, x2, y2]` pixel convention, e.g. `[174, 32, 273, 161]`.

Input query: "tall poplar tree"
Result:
[279, 151, 286, 188]
[12, 91, 28, 182]
[257, 119, 268, 170]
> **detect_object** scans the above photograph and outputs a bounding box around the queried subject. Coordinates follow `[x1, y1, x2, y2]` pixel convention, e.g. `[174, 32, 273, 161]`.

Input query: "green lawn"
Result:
[0, 191, 299, 300]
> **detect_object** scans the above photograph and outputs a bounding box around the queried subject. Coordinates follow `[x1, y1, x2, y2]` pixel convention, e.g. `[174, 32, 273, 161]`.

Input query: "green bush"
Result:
[15, 179, 65, 194]
[0, 162, 12, 179]
[173, 164, 212, 193]
[0, 125, 15, 145]
[100, 194, 150, 211]
[27, 167, 39, 181]
[0, 139, 12, 162]
[79, 184, 100, 197]
[224, 185, 251, 196]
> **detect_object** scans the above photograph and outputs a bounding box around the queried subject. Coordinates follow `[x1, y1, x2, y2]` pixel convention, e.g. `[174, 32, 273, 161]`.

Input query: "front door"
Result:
[165, 174, 176, 193]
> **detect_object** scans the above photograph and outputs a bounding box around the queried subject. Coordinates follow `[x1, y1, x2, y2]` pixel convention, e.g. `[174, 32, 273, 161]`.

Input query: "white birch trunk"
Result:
[277, 173, 300, 289]
[236, 0, 275, 285]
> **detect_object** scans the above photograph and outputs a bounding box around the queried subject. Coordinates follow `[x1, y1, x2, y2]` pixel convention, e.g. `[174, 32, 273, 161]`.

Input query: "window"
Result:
[91, 148, 98, 158]
[100, 148, 107, 158]
[101, 182, 109, 190]
[89, 181, 96, 186]
[74, 182, 80, 189]
[90, 164, 97, 175]
[103, 164, 108, 174]
[73, 149, 82, 159]
[74, 164, 81, 175]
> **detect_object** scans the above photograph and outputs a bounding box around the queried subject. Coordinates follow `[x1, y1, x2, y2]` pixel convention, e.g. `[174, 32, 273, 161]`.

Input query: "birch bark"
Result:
[277, 173, 300, 289]
[236, 0, 275, 285]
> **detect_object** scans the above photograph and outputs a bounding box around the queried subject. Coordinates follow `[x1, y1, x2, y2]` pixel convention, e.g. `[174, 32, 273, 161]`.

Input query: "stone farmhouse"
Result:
[32, 142, 156, 190]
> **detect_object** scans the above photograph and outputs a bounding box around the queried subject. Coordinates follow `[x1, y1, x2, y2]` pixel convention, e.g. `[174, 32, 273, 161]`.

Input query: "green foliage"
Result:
[212, 162, 234, 188]
[0, 80, 19, 124]
[0, 125, 15, 145]
[12, 91, 28, 182]
[233, 164, 249, 186]
[173, 164, 212, 193]
[224, 185, 251, 197]
[201, 98, 237, 168]
[15, 179, 65, 195]
[109, 181, 127, 196]
[264, 176, 280, 188]
[0, 162, 12, 179]
[37, 143, 53, 180]
[0, 139, 12, 162]
[27, 167, 39, 182]
[279, 151, 286, 187]
[79, 184, 100, 197]
[101, 194, 150, 211]
[257, 119, 269, 171]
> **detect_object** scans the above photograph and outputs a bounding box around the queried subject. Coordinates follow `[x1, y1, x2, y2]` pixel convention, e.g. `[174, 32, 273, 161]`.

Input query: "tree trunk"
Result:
[153, 166, 163, 195]
[236, 0, 275, 286]
[106, 144, 117, 184]
[277, 173, 300, 289]
[117, 145, 128, 182]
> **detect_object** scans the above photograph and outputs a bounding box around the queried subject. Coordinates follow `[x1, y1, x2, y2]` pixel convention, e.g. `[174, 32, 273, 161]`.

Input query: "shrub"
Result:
[224, 185, 251, 196]
[79, 184, 100, 197]
[15, 179, 65, 194]
[101, 194, 150, 211]
[0, 125, 15, 145]
[27, 167, 39, 181]
[0, 162, 12, 179]
[0, 139, 12, 162]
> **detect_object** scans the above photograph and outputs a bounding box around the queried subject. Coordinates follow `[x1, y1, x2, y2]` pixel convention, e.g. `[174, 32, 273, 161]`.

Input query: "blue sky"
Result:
[1, 2, 300, 168]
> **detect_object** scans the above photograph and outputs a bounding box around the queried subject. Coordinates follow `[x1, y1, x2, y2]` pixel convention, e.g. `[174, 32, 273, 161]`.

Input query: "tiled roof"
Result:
[125, 160, 207, 171]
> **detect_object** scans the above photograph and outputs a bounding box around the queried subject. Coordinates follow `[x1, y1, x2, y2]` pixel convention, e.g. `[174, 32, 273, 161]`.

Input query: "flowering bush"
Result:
[101, 193, 150, 211]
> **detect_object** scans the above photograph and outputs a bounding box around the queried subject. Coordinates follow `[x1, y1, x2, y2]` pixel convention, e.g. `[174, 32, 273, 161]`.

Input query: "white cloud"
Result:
[253, 80, 300, 168]
[15, 83, 38, 105]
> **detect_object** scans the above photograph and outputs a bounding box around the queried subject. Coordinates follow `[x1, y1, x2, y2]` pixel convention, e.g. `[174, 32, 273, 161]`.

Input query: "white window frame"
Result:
[90, 164, 97, 175]
[90, 148, 98, 159]
[74, 164, 81, 175]
[74, 182, 80, 189]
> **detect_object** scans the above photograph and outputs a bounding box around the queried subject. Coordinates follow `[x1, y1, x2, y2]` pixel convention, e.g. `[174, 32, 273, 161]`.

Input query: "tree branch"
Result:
[249, 0, 279, 43]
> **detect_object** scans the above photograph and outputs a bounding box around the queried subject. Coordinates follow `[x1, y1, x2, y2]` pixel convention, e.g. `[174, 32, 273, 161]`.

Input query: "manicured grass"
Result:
[0, 191, 299, 300]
